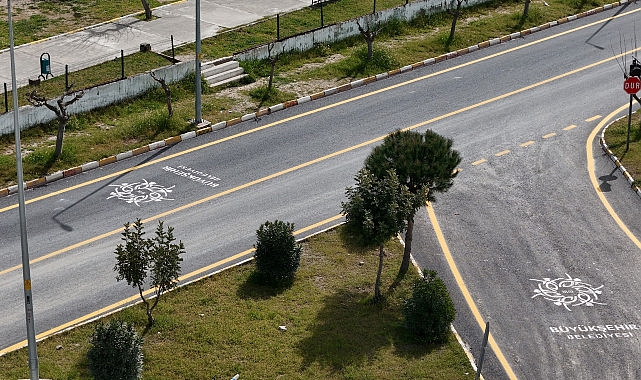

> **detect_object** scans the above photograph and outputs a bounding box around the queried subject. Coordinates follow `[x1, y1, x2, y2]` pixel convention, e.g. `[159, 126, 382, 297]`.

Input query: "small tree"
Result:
[266, 42, 281, 92]
[342, 168, 412, 302]
[88, 320, 144, 380]
[253, 220, 302, 285]
[403, 270, 456, 344]
[26, 88, 84, 159]
[149, 70, 173, 117]
[141, 0, 152, 20]
[365, 129, 461, 277]
[356, 19, 384, 61]
[114, 219, 184, 327]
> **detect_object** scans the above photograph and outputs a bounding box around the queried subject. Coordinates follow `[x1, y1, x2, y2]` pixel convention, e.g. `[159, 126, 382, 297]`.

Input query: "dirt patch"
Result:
[217, 80, 265, 114]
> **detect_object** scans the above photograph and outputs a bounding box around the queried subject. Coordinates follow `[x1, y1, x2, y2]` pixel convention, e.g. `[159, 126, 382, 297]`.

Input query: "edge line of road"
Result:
[0, 214, 345, 356]
[2, 4, 640, 203]
[426, 202, 519, 380]
[1, 47, 637, 277]
[587, 104, 641, 250]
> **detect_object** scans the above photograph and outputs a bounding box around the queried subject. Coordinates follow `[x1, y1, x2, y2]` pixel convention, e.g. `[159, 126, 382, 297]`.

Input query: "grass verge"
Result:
[602, 110, 641, 184]
[0, 227, 474, 379]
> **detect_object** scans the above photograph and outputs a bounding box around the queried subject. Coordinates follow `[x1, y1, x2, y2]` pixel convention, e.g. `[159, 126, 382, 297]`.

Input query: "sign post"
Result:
[624, 77, 641, 151]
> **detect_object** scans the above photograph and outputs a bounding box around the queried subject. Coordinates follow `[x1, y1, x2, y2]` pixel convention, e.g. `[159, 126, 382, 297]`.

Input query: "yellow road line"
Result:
[4, 18, 639, 352]
[587, 105, 641, 250]
[563, 124, 577, 131]
[585, 115, 602, 122]
[521, 141, 535, 147]
[426, 202, 518, 380]
[495, 150, 510, 157]
[3, 42, 638, 277]
[0, 136, 384, 277]
[542, 132, 557, 139]
[2, 8, 640, 214]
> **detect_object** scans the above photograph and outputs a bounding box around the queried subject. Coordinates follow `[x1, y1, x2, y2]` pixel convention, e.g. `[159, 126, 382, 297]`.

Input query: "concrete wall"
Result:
[234, 0, 487, 61]
[0, 60, 194, 136]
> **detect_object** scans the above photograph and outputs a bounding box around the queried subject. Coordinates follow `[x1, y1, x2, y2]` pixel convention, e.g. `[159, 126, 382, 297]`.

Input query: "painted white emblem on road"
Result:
[107, 179, 175, 206]
[530, 274, 605, 311]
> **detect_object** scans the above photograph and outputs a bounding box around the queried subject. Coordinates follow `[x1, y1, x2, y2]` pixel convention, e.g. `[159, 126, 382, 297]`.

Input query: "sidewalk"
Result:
[0, 0, 309, 90]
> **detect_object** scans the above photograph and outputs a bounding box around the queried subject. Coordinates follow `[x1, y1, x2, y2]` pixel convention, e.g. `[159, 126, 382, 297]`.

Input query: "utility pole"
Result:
[8, 0, 40, 379]
[194, 0, 203, 125]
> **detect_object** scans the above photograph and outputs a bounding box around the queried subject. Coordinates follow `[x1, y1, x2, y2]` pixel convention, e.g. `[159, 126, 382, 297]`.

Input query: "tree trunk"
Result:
[398, 215, 414, 276]
[141, 0, 152, 20]
[447, 0, 463, 46]
[165, 89, 173, 117]
[138, 287, 154, 328]
[53, 118, 67, 159]
[268, 58, 277, 91]
[367, 39, 374, 60]
[159, 81, 172, 117]
[374, 244, 385, 302]
[523, 0, 531, 19]
[448, 11, 459, 45]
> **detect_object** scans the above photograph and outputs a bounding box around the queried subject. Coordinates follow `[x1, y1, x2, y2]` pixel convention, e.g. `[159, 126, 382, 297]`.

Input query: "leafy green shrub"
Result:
[403, 270, 455, 344]
[88, 320, 144, 380]
[253, 220, 302, 285]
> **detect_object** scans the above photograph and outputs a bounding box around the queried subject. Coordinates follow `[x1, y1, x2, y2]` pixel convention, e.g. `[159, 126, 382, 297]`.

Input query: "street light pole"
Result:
[194, 0, 202, 124]
[7, 0, 40, 379]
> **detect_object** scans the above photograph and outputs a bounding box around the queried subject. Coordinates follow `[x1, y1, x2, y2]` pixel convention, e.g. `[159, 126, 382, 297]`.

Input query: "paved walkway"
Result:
[0, 0, 309, 90]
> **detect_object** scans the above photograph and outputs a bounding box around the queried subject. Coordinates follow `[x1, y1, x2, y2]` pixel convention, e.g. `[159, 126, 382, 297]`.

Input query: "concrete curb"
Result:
[599, 115, 641, 198]
[0, 0, 631, 198]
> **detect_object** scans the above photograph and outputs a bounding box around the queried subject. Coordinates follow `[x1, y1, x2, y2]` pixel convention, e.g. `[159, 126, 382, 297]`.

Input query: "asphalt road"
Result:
[2, 3, 641, 379]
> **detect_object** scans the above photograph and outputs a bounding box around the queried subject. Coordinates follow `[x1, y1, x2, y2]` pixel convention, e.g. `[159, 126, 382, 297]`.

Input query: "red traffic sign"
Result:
[624, 76, 641, 94]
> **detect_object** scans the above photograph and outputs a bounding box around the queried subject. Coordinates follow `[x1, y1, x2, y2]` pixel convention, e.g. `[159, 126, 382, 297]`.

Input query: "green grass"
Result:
[0, 227, 473, 379]
[603, 111, 641, 181]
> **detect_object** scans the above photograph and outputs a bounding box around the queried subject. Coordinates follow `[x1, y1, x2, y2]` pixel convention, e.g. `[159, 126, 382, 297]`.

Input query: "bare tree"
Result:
[141, 0, 152, 20]
[357, 19, 384, 61]
[446, 0, 468, 47]
[267, 42, 281, 92]
[149, 70, 173, 117]
[26, 88, 84, 159]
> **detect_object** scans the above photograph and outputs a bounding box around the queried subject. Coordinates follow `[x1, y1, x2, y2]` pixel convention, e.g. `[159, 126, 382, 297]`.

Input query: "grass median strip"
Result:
[0, 227, 474, 379]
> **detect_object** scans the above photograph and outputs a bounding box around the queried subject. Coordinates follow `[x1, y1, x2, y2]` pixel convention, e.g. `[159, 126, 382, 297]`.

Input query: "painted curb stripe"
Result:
[1, 3, 638, 199]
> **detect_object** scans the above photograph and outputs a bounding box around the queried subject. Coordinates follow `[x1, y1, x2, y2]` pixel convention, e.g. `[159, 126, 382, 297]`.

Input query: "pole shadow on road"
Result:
[52, 146, 173, 231]
[598, 168, 619, 192]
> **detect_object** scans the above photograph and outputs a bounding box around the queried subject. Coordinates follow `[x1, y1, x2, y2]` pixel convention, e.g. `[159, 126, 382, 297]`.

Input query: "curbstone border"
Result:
[599, 115, 641, 198]
[0, 0, 631, 198]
